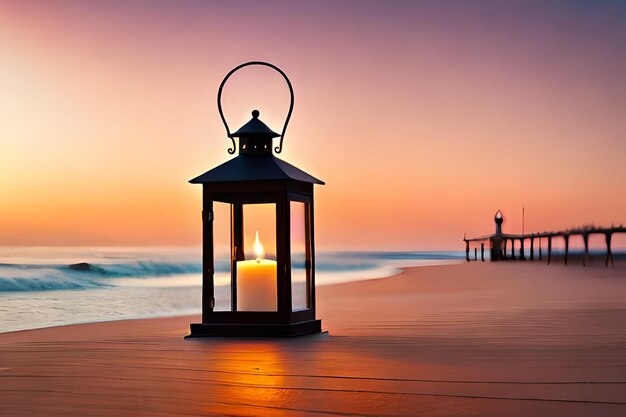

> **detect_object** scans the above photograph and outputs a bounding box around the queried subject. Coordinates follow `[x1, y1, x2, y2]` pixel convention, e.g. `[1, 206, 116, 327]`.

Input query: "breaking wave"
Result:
[0, 261, 205, 292]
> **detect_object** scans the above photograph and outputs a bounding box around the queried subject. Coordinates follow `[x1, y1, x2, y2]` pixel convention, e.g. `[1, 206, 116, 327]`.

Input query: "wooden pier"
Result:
[464, 210, 624, 267]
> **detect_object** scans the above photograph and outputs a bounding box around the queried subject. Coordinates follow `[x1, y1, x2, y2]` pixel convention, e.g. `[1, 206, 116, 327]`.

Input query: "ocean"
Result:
[0, 247, 464, 333]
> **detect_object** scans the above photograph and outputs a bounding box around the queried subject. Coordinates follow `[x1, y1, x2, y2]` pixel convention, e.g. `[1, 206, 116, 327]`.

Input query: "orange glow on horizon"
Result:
[1, 2, 626, 250]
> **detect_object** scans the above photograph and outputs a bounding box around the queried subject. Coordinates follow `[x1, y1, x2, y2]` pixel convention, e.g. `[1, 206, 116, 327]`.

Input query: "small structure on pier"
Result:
[491, 210, 505, 261]
[464, 210, 623, 267]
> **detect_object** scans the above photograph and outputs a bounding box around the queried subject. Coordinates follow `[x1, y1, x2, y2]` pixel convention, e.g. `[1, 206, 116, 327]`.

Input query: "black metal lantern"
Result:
[187, 62, 324, 337]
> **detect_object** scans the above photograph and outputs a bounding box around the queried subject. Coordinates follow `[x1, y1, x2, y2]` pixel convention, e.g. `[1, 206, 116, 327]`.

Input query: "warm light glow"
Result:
[254, 231, 265, 262]
[206, 342, 287, 415]
[237, 232, 277, 311]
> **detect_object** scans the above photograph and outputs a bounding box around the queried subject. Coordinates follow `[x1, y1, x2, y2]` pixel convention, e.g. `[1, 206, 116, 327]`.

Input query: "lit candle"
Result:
[237, 231, 277, 311]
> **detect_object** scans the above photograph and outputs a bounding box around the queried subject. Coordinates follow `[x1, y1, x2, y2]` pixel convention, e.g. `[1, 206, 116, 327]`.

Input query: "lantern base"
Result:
[186, 319, 322, 338]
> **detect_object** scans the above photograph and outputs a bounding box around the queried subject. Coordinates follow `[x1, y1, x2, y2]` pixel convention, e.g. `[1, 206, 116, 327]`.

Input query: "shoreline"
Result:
[1, 262, 625, 416]
[0, 260, 462, 334]
[0, 259, 621, 336]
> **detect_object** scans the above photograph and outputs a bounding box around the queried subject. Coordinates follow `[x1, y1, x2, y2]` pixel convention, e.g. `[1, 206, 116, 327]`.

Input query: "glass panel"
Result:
[237, 203, 277, 311]
[291, 201, 309, 311]
[213, 202, 232, 311]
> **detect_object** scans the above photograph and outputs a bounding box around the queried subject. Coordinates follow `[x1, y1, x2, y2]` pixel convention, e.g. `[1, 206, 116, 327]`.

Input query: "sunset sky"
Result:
[1, 0, 625, 250]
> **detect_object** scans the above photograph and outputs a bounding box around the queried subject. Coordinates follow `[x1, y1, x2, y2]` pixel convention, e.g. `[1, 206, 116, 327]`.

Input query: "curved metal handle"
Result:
[217, 61, 294, 154]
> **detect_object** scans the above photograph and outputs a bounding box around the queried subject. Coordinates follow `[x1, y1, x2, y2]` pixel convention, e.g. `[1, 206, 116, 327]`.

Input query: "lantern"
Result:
[187, 62, 324, 337]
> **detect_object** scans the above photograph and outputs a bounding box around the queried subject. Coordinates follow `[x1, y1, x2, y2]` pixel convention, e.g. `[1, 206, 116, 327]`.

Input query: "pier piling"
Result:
[547, 236, 552, 265]
[606, 233, 615, 268]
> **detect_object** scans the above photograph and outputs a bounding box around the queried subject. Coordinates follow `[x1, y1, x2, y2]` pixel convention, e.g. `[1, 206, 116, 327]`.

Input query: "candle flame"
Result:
[254, 231, 265, 263]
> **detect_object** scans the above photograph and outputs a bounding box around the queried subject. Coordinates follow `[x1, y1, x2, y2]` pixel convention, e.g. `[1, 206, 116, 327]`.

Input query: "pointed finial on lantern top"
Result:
[229, 110, 280, 155]
[231, 110, 279, 138]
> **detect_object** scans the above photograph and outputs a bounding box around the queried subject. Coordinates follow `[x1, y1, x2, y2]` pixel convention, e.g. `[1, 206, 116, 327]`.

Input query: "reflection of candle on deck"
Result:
[237, 231, 277, 311]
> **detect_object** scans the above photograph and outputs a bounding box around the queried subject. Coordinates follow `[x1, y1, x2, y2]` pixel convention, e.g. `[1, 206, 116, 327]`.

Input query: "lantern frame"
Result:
[188, 180, 321, 337]
[187, 61, 323, 337]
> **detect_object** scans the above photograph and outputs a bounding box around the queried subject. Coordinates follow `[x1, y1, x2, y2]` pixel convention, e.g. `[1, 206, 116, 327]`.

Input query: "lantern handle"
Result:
[217, 61, 294, 154]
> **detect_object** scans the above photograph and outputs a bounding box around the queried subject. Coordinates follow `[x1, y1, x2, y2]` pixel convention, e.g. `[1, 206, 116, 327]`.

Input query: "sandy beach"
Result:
[1, 262, 625, 416]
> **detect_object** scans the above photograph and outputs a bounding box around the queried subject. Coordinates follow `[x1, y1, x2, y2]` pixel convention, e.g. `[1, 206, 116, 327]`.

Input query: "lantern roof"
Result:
[231, 110, 280, 138]
[189, 154, 324, 185]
